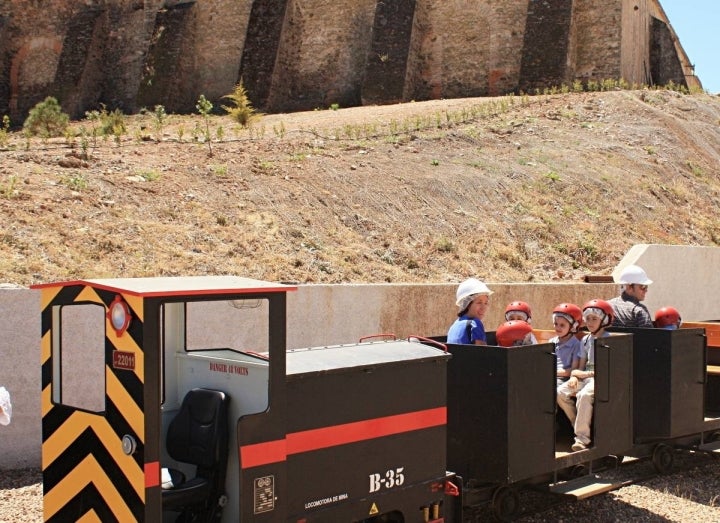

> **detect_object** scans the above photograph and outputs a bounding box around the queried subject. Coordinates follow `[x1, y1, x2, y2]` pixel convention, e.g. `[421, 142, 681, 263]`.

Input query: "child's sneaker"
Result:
[571, 441, 587, 452]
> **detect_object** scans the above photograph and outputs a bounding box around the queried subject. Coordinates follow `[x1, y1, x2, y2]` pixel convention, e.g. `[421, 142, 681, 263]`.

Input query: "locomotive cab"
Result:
[34, 276, 293, 522]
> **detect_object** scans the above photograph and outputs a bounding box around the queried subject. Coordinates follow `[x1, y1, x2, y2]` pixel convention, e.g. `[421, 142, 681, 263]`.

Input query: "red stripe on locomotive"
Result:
[240, 407, 447, 469]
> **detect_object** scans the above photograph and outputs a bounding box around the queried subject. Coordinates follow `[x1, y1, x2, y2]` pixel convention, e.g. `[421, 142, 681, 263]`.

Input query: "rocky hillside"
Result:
[0, 89, 719, 287]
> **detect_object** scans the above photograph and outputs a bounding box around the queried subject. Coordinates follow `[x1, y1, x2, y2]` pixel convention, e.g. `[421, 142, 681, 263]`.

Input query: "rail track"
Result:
[462, 448, 719, 522]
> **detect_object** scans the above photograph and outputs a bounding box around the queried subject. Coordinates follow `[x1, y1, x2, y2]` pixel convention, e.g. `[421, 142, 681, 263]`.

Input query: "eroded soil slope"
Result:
[1, 89, 719, 286]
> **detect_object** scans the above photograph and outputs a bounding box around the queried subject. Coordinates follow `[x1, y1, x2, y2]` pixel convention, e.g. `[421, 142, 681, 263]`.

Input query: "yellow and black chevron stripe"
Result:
[40, 283, 148, 522]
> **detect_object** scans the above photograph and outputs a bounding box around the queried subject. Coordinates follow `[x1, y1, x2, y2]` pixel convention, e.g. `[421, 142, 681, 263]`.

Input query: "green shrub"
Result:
[1, 175, 18, 198]
[85, 105, 126, 147]
[23, 97, 69, 138]
[0, 115, 10, 147]
[100, 107, 126, 137]
[61, 172, 88, 191]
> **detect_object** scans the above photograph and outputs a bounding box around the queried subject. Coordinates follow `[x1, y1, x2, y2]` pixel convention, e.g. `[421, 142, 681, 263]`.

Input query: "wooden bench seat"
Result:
[683, 322, 720, 368]
[533, 329, 584, 344]
[683, 321, 720, 348]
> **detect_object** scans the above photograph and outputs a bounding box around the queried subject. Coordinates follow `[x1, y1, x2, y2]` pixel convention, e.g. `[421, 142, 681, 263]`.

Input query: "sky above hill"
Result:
[661, 0, 719, 93]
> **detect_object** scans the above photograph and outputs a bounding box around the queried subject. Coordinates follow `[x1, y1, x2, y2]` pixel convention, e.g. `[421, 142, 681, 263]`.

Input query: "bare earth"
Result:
[1, 89, 719, 287]
[2, 451, 718, 522]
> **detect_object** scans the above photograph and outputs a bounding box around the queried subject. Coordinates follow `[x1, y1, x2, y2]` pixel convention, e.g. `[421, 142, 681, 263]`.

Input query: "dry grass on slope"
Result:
[0, 89, 719, 286]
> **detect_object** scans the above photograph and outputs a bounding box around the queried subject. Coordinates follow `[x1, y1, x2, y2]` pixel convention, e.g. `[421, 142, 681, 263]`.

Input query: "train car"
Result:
[610, 324, 720, 468]
[435, 331, 634, 521]
[33, 276, 459, 523]
[440, 323, 720, 520]
[683, 321, 720, 415]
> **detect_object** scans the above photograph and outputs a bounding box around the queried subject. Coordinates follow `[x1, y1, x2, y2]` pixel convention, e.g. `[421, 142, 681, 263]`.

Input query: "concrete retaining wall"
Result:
[613, 244, 720, 321]
[1, 244, 718, 469]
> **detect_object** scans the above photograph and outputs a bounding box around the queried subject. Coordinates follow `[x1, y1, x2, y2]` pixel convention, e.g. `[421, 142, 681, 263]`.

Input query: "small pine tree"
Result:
[153, 105, 167, 142]
[23, 97, 70, 138]
[221, 82, 261, 127]
[196, 95, 213, 156]
[0, 115, 10, 147]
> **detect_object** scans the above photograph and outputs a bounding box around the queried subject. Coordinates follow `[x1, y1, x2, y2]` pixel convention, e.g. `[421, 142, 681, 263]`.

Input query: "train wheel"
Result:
[174, 510, 200, 523]
[570, 464, 588, 478]
[491, 485, 520, 522]
[594, 455, 621, 470]
[652, 443, 675, 474]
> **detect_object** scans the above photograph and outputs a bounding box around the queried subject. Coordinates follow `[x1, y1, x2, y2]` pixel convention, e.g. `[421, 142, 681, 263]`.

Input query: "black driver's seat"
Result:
[163, 388, 230, 522]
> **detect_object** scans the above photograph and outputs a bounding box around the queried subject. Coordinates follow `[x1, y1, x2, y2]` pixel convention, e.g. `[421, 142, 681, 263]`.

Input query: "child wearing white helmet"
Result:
[447, 278, 493, 345]
[608, 264, 653, 328]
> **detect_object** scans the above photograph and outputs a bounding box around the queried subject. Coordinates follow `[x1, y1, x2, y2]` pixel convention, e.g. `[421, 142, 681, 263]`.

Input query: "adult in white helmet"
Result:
[447, 278, 493, 345]
[607, 264, 653, 328]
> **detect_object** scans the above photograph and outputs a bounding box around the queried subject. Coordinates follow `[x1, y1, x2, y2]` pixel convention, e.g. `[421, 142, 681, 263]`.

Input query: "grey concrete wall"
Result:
[613, 244, 720, 321]
[0, 287, 40, 469]
[286, 281, 618, 349]
[1, 244, 718, 469]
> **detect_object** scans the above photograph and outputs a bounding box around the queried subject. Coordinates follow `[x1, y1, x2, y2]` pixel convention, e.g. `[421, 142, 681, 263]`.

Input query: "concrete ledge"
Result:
[614, 244, 720, 321]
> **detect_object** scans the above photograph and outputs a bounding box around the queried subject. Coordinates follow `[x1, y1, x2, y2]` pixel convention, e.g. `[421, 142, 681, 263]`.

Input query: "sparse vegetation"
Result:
[435, 238, 455, 253]
[84, 106, 126, 150]
[0, 88, 718, 287]
[138, 169, 161, 181]
[210, 164, 228, 177]
[544, 171, 561, 182]
[1, 175, 18, 198]
[60, 172, 88, 191]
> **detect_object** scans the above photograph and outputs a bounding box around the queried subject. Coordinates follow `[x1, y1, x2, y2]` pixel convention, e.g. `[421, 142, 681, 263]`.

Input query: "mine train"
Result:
[34, 276, 720, 522]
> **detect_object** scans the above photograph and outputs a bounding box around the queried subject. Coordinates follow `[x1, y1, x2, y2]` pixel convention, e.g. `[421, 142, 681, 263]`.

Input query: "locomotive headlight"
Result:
[108, 295, 132, 337]
[121, 434, 137, 455]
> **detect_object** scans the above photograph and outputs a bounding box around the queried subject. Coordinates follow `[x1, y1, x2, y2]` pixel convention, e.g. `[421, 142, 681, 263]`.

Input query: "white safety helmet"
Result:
[455, 278, 493, 308]
[617, 264, 653, 286]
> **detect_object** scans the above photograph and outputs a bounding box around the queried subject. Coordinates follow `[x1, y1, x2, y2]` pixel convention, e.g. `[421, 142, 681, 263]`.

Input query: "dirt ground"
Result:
[1, 89, 719, 287]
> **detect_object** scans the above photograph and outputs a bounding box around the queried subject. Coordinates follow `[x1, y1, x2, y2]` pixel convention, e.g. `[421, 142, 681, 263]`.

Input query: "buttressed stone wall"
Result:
[0, 0, 700, 123]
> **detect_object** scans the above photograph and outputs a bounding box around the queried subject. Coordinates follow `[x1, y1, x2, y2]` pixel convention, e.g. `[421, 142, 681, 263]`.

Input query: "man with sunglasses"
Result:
[608, 264, 653, 328]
